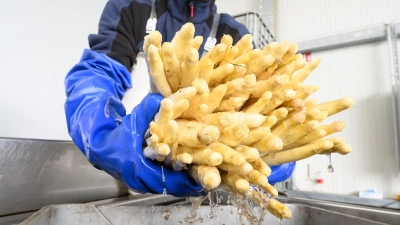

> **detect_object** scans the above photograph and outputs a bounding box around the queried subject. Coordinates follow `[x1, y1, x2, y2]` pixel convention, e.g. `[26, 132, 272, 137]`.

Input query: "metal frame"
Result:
[233, 12, 275, 49]
[296, 22, 400, 53]
[387, 21, 400, 178]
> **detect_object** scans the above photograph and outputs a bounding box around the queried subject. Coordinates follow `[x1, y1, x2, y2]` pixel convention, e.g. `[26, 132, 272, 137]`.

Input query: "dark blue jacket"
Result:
[88, 0, 251, 72]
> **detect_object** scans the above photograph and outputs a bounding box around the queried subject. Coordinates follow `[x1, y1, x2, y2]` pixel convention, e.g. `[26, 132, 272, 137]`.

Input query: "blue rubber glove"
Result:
[268, 162, 296, 185]
[64, 49, 202, 196]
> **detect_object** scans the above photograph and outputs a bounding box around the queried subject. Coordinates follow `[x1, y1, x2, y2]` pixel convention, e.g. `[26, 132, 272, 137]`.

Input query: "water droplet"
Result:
[163, 209, 171, 220]
[218, 196, 223, 205]
[163, 188, 167, 195]
[207, 208, 216, 218]
[326, 153, 334, 173]
[116, 120, 121, 126]
[227, 195, 231, 205]
[206, 191, 219, 218]
[327, 165, 334, 173]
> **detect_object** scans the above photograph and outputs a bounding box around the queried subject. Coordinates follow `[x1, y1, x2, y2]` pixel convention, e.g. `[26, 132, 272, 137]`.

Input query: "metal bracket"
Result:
[387, 22, 400, 178]
[296, 23, 400, 53]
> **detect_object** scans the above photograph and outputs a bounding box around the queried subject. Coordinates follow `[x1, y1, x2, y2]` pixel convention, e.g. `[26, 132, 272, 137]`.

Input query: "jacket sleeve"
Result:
[88, 0, 151, 71]
[64, 49, 132, 168]
[64, 49, 203, 196]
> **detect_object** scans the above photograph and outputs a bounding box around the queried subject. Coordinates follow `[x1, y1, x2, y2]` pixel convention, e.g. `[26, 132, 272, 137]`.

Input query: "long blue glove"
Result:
[64, 49, 202, 196]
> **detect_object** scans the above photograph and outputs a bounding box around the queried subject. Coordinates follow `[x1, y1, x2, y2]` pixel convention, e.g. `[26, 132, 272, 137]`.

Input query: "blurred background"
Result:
[1, 0, 400, 224]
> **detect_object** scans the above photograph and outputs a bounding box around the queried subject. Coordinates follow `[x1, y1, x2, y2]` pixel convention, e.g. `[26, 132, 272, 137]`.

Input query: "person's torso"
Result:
[136, 0, 251, 55]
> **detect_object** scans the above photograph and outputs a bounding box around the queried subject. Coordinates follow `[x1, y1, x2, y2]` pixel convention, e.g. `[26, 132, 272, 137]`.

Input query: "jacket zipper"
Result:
[188, 1, 194, 22]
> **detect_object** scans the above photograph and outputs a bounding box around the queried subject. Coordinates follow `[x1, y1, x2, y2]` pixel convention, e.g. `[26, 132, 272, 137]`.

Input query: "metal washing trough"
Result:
[2, 138, 399, 225]
[20, 191, 400, 225]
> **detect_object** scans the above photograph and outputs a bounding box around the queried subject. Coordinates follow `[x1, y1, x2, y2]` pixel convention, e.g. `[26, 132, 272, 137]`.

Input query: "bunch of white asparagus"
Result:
[141, 23, 355, 219]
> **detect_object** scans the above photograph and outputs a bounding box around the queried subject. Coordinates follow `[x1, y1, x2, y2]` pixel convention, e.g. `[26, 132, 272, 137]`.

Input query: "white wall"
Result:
[276, 0, 400, 41]
[276, 0, 400, 198]
[0, 0, 107, 140]
[217, 0, 260, 16]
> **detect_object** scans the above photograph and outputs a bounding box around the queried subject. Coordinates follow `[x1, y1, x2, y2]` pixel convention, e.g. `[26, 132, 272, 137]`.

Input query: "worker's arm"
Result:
[64, 0, 202, 196]
[65, 49, 202, 196]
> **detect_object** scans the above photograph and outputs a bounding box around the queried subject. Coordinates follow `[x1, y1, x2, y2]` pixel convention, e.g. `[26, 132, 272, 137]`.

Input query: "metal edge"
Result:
[97, 194, 184, 207]
[18, 205, 53, 225]
[296, 22, 400, 53]
[276, 196, 400, 225]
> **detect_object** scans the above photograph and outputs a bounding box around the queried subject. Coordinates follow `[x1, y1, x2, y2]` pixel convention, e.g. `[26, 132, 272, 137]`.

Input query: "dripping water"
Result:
[184, 195, 207, 223]
[207, 191, 219, 219]
[326, 153, 334, 173]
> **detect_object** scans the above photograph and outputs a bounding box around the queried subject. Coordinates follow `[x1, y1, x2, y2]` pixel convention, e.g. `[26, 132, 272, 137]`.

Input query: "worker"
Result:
[64, 0, 296, 197]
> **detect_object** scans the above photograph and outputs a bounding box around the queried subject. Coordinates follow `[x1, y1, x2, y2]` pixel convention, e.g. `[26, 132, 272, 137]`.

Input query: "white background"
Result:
[276, 0, 400, 198]
[0, 0, 108, 140]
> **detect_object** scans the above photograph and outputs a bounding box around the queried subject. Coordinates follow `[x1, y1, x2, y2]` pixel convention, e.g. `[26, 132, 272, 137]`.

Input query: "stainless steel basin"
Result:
[20, 191, 399, 225]
[3, 138, 399, 225]
[0, 138, 128, 218]
[19, 203, 389, 225]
